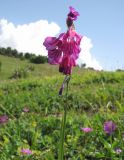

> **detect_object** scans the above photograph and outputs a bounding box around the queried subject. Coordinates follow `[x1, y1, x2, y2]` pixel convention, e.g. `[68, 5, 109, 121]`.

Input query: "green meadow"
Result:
[0, 54, 124, 159]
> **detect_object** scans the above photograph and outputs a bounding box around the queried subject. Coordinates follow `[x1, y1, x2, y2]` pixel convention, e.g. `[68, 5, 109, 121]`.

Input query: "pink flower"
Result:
[43, 36, 63, 65]
[23, 107, 29, 112]
[68, 6, 80, 21]
[115, 148, 122, 154]
[104, 121, 116, 135]
[43, 29, 82, 75]
[0, 115, 9, 124]
[81, 127, 93, 133]
[43, 6, 82, 75]
[21, 149, 32, 155]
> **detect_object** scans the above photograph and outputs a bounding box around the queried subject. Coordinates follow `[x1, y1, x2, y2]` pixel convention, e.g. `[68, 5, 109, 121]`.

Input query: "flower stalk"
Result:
[59, 75, 71, 160]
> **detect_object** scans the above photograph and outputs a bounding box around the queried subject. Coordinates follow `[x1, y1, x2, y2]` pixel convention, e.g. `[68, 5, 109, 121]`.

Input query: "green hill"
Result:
[0, 54, 60, 81]
[0, 54, 91, 81]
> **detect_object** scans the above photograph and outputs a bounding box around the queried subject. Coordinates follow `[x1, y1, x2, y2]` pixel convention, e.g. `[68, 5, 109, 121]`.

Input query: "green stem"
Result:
[59, 104, 67, 160]
[59, 75, 70, 160]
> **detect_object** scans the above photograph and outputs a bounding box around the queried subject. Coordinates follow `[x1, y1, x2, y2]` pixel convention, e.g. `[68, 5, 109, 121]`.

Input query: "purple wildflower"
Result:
[0, 115, 9, 124]
[81, 127, 93, 133]
[21, 149, 32, 155]
[115, 148, 122, 154]
[104, 121, 116, 135]
[43, 6, 82, 75]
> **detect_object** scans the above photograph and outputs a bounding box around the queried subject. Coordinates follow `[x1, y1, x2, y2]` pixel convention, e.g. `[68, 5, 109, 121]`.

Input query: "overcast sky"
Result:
[0, 0, 124, 70]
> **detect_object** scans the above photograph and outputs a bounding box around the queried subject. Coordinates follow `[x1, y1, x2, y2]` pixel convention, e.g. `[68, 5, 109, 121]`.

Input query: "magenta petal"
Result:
[21, 149, 32, 155]
[43, 36, 63, 64]
[0, 115, 9, 124]
[48, 49, 62, 64]
[81, 127, 93, 133]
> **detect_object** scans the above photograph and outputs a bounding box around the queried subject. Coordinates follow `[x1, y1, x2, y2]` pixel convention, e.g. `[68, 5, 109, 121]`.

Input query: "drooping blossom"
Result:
[59, 75, 70, 95]
[0, 115, 9, 124]
[59, 84, 64, 96]
[104, 121, 116, 135]
[43, 6, 82, 75]
[21, 149, 32, 155]
[81, 127, 93, 133]
[67, 6, 80, 21]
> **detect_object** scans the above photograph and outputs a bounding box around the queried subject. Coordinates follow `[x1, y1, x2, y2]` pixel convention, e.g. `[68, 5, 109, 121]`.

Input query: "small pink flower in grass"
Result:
[115, 148, 122, 154]
[21, 149, 32, 155]
[0, 115, 9, 124]
[81, 127, 93, 133]
[23, 107, 29, 112]
[104, 121, 116, 135]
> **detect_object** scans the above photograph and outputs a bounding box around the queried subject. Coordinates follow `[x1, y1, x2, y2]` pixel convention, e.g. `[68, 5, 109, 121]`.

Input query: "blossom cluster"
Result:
[67, 6, 80, 21]
[81, 120, 116, 135]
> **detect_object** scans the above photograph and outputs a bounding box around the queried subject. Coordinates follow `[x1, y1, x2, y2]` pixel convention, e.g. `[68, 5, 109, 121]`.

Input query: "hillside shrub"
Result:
[10, 65, 35, 79]
[30, 55, 48, 64]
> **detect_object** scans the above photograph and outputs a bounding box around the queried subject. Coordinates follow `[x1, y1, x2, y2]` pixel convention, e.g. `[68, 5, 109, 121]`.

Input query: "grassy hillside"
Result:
[0, 55, 60, 81]
[0, 55, 124, 159]
[1, 54, 124, 116]
[0, 54, 98, 81]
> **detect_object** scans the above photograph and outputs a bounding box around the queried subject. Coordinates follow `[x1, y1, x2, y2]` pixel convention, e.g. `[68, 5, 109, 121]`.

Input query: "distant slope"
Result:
[0, 55, 60, 81]
[0, 55, 89, 81]
[1, 54, 124, 83]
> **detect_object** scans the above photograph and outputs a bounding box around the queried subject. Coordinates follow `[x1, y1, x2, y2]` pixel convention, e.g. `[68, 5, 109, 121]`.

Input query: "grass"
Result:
[0, 55, 124, 159]
[0, 54, 105, 81]
[0, 55, 60, 81]
[0, 55, 28, 80]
